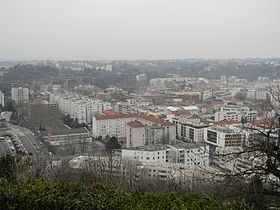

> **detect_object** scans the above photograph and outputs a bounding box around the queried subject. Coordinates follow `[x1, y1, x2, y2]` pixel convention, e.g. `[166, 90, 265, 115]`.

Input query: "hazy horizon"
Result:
[0, 0, 279, 60]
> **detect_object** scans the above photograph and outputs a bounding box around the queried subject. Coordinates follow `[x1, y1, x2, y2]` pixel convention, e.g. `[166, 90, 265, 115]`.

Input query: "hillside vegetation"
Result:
[0, 178, 249, 210]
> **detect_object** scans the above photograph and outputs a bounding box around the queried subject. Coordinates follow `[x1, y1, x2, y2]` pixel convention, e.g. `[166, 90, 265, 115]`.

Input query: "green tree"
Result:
[105, 136, 121, 153]
[3, 100, 16, 112]
[0, 155, 17, 183]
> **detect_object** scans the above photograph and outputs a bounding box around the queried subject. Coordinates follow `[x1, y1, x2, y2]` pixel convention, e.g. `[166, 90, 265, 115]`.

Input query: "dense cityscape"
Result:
[0, 0, 279, 209]
[0, 59, 279, 208]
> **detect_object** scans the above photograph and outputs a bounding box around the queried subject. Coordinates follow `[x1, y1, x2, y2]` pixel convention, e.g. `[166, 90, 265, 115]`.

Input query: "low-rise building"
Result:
[116, 143, 209, 166]
[40, 127, 91, 146]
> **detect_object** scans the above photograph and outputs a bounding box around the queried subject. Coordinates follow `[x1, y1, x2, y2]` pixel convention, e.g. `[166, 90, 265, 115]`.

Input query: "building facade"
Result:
[11, 87, 29, 104]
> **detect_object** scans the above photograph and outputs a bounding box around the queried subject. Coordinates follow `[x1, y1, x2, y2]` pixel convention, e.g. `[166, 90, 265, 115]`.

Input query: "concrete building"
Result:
[116, 143, 209, 166]
[246, 89, 256, 100]
[70, 155, 218, 183]
[136, 73, 148, 86]
[0, 90, 4, 107]
[256, 88, 269, 100]
[50, 91, 111, 124]
[126, 121, 146, 148]
[215, 111, 242, 122]
[11, 87, 29, 104]
[212, 147, 265, 174]
[171, 117, 208, 142]
[40, 127, 91, 146]
[215, 105, 258, 122]
[92, 113, 176, 146]
[204, 126, 243, 148]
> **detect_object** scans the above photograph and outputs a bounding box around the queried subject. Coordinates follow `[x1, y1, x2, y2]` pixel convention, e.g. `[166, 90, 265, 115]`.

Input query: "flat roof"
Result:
[41, 127, 89, 137]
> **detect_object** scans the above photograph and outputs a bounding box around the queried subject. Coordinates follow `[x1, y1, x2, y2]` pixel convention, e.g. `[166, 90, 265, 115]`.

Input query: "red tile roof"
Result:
[213, 120, 238, 125]
[250, 120, 278, 128]
[95, 113, 174, 126]
[127, 121, 145, 127]
[178, 101, 192, 106]
[258, 88, 270, 91]
[138, 114, 164, 123]
[213, 101, 224, 105]
[102, 110, 118, 115]
[172, 110, 192, 116]
[95, 114, 137, 120]
[223, 97, 233, 101]
[198, 104, 212, 109]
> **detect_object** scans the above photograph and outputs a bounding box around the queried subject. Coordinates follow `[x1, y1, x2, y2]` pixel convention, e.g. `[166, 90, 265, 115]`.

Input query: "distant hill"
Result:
[1, 64, 58, 82]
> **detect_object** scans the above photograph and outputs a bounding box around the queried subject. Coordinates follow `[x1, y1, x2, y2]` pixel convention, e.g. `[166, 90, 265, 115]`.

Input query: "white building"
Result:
[212, 147, 265, 174]
[0, 90, 4, 107]
[49, 91, 111, 124]
[126, 121, 146, 148]
[11, 87, 29, 104]
[246, 89, 256, 100]
[116, 143, 209, 166]
[173, 118, 208, 143]
[70, 155, 218, 183]
[215, 111, 242, 122]
[204, 126, 243, 148]
[256, 88, 269, 100]
[215, 105, 258, 122]
[92, 113, 176, 146]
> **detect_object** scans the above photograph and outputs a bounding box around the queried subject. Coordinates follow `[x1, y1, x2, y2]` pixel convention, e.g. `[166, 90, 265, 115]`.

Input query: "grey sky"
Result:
[0, 0, 279, 60]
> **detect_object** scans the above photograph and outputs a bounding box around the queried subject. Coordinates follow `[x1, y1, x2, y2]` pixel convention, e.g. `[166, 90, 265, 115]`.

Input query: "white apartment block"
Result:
[93, 114, 137, 138]
[11, 87, 29, 104]
[0, 91, 4, 107]
[92, 113, 176, 146]
[168, 115, 208, 143]
[215, 111, 242, 122]
[116, 143, 209, 166]
[212, 147, 265, 174]
[175, 121, 207, 143]
[215, 104, 258, 122]
[49, 92, 112, 124]
[256, 88, 269, 100]
[119, 145, 167, 163]
[126, 121, 146, 148]
[70, 155, 217, 183]
[204, 126, 243, 148]
[246, 89, 256, 100]
[149, 77, 192, 88]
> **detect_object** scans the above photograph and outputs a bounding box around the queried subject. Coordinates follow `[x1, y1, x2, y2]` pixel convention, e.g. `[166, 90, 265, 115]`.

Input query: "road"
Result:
[6, 123, 47, 158]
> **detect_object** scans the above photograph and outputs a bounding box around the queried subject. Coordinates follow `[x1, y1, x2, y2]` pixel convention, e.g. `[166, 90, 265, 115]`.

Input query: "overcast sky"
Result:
[0, 0, 279, 60]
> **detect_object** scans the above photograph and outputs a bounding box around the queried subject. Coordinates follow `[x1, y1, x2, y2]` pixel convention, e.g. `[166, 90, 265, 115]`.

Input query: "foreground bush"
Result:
[0, 178, 250, 210]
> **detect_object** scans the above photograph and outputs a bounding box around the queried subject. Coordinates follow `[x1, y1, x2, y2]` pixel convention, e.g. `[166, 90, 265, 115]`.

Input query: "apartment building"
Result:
[167, 114, 208, 143]
[204, 126, 243, 148]
[49, 91, 111, 124]
[11, 87, 29, 104]
[214, 111, 242, 122]
[116, 143, 209, 166]
[0, 90, 4, 107]
[70, 155, 218, 183]
[215, 104, 258, 122]
[92, 113, 176, 146]
[212, 147, 265, 174]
